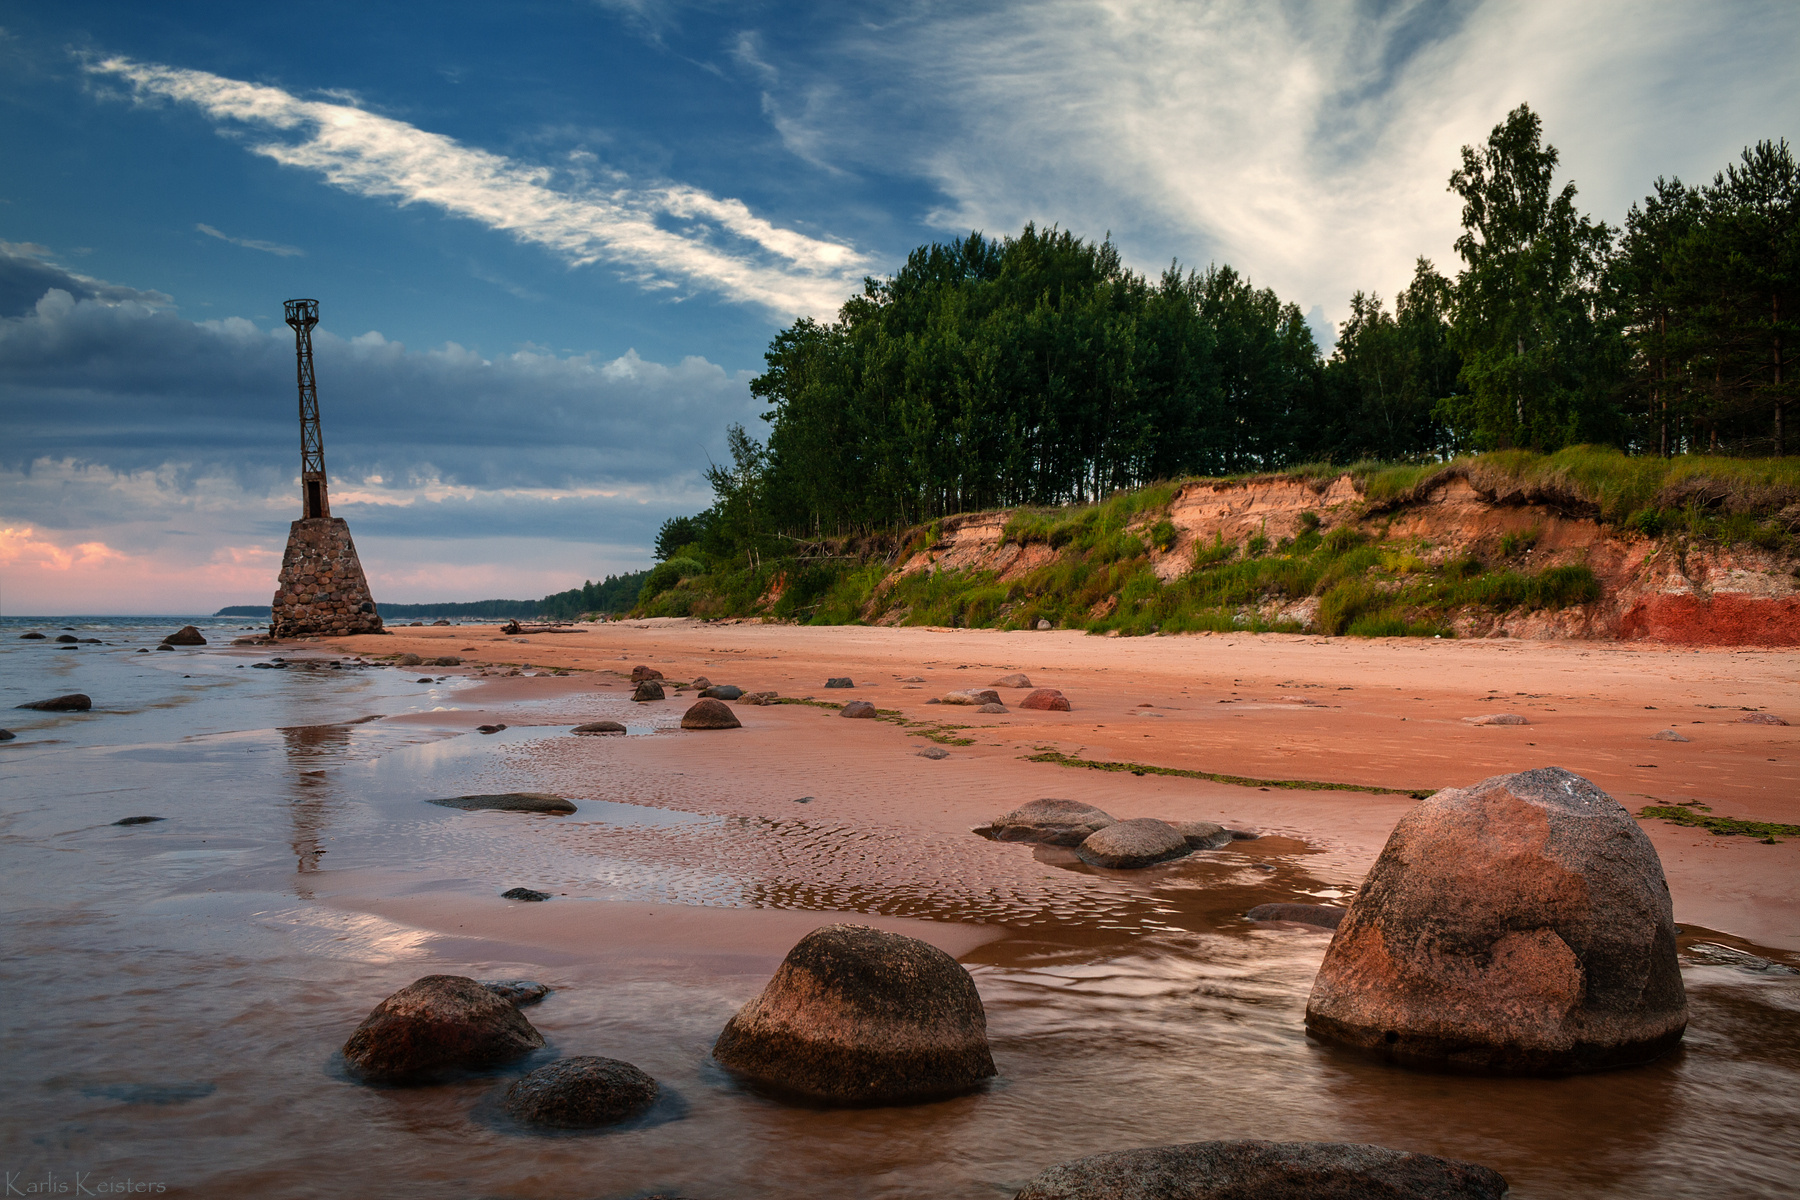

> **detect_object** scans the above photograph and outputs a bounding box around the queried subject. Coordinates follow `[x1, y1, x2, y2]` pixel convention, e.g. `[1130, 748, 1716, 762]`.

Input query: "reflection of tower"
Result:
[269, 299, 384, 639]
[279, 720, 353, 894]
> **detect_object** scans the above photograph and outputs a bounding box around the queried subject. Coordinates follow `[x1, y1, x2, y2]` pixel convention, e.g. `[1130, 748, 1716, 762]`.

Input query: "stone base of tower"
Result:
[270, 518, 384, 638]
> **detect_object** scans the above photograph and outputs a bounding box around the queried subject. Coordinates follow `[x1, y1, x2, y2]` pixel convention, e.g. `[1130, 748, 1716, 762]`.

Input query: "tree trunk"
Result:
[1775, 293, 1785, 457]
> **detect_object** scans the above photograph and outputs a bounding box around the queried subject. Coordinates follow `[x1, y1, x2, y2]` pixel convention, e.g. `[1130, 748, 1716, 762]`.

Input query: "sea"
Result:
[1, 615, 1797, 1198]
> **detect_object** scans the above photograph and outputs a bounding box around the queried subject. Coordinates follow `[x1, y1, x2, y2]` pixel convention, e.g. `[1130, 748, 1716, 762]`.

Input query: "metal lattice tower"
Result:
[285, 298, 330, 519]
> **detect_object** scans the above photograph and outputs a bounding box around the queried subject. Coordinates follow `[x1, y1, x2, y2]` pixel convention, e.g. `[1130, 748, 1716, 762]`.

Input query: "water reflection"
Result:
[280, 722, 352, 894]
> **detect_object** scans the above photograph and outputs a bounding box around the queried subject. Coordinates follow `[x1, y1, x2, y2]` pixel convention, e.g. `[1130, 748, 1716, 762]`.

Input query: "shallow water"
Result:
[2, 620, 1797, 1198]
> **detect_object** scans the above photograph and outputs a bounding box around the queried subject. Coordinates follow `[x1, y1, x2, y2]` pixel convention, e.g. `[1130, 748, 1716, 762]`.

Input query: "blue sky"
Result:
[2, 1, 1797, 612]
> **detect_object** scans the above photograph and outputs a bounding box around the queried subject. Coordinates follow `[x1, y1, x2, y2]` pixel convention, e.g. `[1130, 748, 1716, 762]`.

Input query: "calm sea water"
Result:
[1, 618, 1796, 1198]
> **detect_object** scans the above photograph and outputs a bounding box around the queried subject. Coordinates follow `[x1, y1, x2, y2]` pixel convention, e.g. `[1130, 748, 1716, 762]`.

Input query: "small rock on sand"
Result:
[899, 676, 924, 683]
[1036, 618, 1052, 630]
[1649, 729, 1690, 742]
[17, 693, 92, 712]
[1247, 903, 1345, 929]
[992, 673, 1032, 688]
[573, 721, 627, 734]
[397, 653, 422, 666]
[481, 980, 551, 1005]
[682, 698, 742, 729]
[942, 688, 1001, 706]
[429, 793, 577, 814]
[1737, 712, 1789, 725]
[501, 1056, 658, 1128]
[501, 887, 551, 901]
[741, 691, 779, 705]
[433, 656, 462, 667]
[690, 676, 712, 691]
[1013, 1140, 1507, 1200]
[701, 684, 743, 700]
[476, 723, 506, 734]
[633, 680, 666, 702]
[341, 975, 545, 1085]
[824, 677, 854, 688]
[840, 701, 877, 718]
[630, 665, 664, 683]
[976, 798, 1116, 845]
[1076, 818, 1190, 869]
[917, 746, 949, 760]
[976, 702, 1008, 714]
[711, 923, 995, 1105]
[1171, 820, 1232, 849]
[1463, 713, 1529, 726]
[1019, 688, 1072, 711]
[161, 626, 207, 646]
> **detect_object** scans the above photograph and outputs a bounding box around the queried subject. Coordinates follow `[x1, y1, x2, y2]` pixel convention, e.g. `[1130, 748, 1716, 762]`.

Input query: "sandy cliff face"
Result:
[885, 473, 1800, 645]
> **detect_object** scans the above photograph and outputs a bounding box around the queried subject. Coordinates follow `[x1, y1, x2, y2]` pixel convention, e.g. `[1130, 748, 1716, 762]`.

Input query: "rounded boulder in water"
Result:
[160, 625, 207, 646]
[1304, 766, 1687, 1074]
[501, 1056, 658, 1128]
[17, 693, 92, 712]
[1076, 818, 1190, 869]
[341, 975, 545, 1085]
[712, 923, 995, 1105]
[974, 798, 1114, 846]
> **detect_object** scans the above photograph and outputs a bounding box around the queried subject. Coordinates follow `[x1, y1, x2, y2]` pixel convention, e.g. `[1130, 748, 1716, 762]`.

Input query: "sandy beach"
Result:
[330, 621, 1800, 953]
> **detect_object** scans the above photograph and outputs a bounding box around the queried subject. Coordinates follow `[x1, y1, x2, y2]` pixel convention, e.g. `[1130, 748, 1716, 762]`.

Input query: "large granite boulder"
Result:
[681, 698, 742, 729]
[974, 798, 1116, 846]
[1019, 688, 1072, 711]
[341, 975, 545, 1084]
[161, 625, 207, 646]
[1076, 817, 1190, 868]
[16, 693, 92, 712]
[1305, 767, 1686, 1073]
[712, 923, 996, 1105]
[500, 1056, 658, 1128]
[1013, 1140, 1507, 1199]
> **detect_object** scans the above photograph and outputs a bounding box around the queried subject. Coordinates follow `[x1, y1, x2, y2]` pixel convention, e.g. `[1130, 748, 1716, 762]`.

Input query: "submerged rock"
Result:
[1168, 820, 1231, 848]
[481, 980, 552, 1005]
[341, 974, 545, 1084]
[682, 698, 742, 729]
[429, 793, 577, 814]
[1247, 903, 1345, 929]
[1019, 688, 1072, 711]
[573, 721, 627, 734]
[501, 1056, 658, 1128]
[161, 625, 208, 646]
[840, 701, 878, 718]
[1076, 818, 1191, 868]
[1013, 1140, 1507, 1200]
[1305, 767, 1687, 1073]
[17, 693, 92, 712]
[19, 631, 46, 639]
[712, 923, 996, 1105]
[633, 679, 666, 702]
[700, 684, 743, 700]
[476, 724, 506, 734]
[975, 798, 1116, 846]
[55, 634, 79, 643]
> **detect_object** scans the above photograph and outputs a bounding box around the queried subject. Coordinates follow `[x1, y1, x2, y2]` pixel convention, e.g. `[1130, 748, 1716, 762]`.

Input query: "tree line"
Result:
[659, 104, 1795, 566]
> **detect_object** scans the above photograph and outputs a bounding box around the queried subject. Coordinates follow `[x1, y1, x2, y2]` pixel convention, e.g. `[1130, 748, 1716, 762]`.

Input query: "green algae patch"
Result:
[1024, 749, 1434, 799]
[1637, 805, 1798, 842]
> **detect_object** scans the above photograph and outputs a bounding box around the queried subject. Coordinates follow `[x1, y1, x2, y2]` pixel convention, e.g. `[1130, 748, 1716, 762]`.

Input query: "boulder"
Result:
[1462, 713, 1528, 726]
[1649, 729, 1690, 742]
[1171, 820, 1232, 849]
[1013, 1140, 1507, 1200]
[161, 625, 209, 646]
[18, 631, 46, 639]
[975, 702, 1008, 714]
[1247, 903, 1345, 929]
[633, 679, 666, 702]
[917, 746, 949, 760]
[701, 684, 743, 701]
[841, 701, 877, 719]
[113, 815, 164, 825]
[992, 673, 1032, 688]
[825, 677, 854, 688]
[1076, 818, 1191, 868]
[396, 653, 422, 666]
[1019, 688, 1072, 711]
[741, 691, 779, 705]
[501, 1056, 658, 1128]
[0, 729, 14, 741]
[481, 980, 551, 1006]
[976, 798, 1117, 846]
[1304, 767, 1687, 1073]
[942, 688, 1001, 706]
[155, 644, 174, 651]
[1036, 618, 1052, 631]
[433, 656, 462, 667]
[342, 974, 545, 1084]
[1737, 712, 1789, 726]
[712, 923, 996, 1105]
[630, 665, 664, 683]
[573, 721, 627, 734]
[55, 634, 79, 643]
[16, 694, 92, 712]
[428, 793, 577, 814]
[690, 676, 712, 690]
[501, 887, 551, 901]
[682, 698, 742, 729]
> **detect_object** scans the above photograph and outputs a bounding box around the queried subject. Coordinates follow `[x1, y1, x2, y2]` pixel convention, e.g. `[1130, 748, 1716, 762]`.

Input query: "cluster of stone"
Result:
[270, 518, 384, 638]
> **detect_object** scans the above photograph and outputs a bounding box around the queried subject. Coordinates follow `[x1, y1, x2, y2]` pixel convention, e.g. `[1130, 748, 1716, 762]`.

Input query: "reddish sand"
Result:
[317, 620, 1800, 954]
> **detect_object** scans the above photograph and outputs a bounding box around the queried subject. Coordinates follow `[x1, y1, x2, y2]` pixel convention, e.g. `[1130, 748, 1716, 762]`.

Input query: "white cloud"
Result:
[85, 55, 870, 319]
[195, 223, 304, 257]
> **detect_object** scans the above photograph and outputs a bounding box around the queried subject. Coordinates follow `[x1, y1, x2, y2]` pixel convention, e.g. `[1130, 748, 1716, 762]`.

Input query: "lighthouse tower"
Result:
[269, 299, 383, 639]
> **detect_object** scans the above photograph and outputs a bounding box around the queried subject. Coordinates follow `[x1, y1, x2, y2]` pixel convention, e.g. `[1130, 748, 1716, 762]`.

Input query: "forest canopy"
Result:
[653, 104, 1794, 580]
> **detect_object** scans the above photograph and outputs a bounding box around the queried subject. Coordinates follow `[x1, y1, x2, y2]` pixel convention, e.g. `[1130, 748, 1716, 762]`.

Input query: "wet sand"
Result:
[337, 620, 1800, 952]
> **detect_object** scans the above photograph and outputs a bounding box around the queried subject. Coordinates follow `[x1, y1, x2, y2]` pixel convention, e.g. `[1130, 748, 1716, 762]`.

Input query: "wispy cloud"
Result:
[87, 55, 869, 319]
[195, 222, 304, 257]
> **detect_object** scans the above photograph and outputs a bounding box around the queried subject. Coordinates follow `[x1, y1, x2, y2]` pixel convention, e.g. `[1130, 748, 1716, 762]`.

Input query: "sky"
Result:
[2, 1, 1796, 614]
